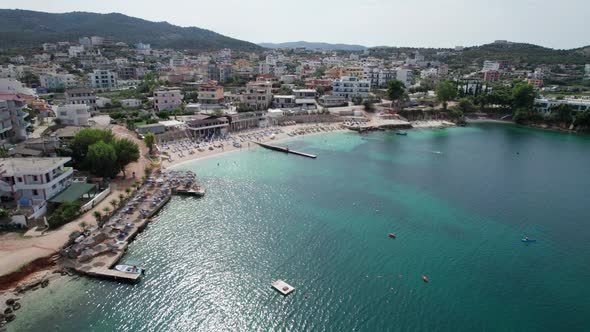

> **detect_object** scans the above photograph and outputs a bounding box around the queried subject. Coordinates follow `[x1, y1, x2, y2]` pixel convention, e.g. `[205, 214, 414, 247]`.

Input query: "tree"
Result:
[456, 98, 475, 113]
[93, 211, 102, 223]
[386, 80, 406, 109]
[144, 132, 156, 154]
[110, 199, 118, 209]
[511, 82, 536, 110]
[87, 141, 119, 178]
[549, 104, 574, 123]
[113, 138, 140, 177]
[48, 202, 82, 229]
[436, 81, 457, 110]
[70, 129, 115, 166]
[363, 100, 376, 112]
[156, 111, 170, 119]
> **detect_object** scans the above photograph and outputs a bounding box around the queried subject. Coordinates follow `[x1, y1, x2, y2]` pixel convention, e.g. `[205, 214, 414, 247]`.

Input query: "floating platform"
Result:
[175, 187, 206, 197]
[253, 141, 316, 159]
[272, 280, 295, 296]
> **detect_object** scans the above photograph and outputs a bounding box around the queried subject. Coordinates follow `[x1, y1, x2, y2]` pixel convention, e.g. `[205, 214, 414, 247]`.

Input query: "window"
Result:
[17, 177, 22, 182]
[33, 189, 38, 196]
[33, 175, 38, 181]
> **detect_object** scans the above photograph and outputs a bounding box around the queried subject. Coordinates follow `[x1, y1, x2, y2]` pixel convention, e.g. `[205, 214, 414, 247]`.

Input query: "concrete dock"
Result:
[253, 141, 317, 159]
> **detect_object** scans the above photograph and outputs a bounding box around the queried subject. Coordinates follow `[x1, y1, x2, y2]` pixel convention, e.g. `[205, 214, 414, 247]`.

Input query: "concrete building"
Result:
[185, 114, 229, 138]
[585, 64, 590, 78]
[227, 111, 268, 131]
[154, 89, 182, 111]
[273, 95, 296, 109]
[0, 97, 30, 144]
[332, 76, 371, 99]
[0, 157, 74, 210]
[482, 61, 500, 72]
[65, 89, 97, 109]
[484, 70, 501, 82]
[293, 89, 317, 110]
[90, 70, 117, 89]
[534, 98, 590, 114]
[198, 82, 224, 105]
[39, 73, 78, 90]
[526, 79, 543, 88]
[42, 43, 57, 51]
[318, 95, 347, 107]
[56, 104, 91, 126]
[245, 81, 273, 110]
[68, 46, 85, 58]
[341, 67, 365, 79]
[365, 68, 413, 87]
[121, 99, 141, 108]
[136, 123, 166, 135]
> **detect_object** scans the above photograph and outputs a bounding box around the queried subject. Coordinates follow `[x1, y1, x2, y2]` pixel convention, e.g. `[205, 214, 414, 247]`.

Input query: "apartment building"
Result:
[65, 89, 97, 109]
[89, 69, 117, 89]
[273, 95, 296, 109]
[332, 76, 371, 99]
[154, 89, 183, 111]
[0, 97, 30, 144]
[245, 81, 272, 110]
[293, 89, 317, 109]
[56, 104, 91, 126]
[198, 82, 224, 105]
[39, 73, 78, 90]
[0, 157, 74, 209]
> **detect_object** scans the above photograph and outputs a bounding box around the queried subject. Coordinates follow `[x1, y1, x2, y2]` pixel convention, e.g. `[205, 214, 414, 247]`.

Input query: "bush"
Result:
[48, 202, 82, 229]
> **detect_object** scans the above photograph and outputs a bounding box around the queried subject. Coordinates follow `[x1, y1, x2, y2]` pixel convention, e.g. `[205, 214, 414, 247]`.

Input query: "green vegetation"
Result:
[48, 201, 82, 229]
[69, 128, 139, 178]
[386, 80, 406, 109]
[143, 132, 156, 154]
[0, 9, 261, 51]
[436, 81, 457, 110]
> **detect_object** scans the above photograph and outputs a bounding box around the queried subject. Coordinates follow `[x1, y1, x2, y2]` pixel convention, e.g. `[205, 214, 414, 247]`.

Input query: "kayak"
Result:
[521, 238, 537, 243]
[388, 233, 396, 238]
[422, 276, 429, 283]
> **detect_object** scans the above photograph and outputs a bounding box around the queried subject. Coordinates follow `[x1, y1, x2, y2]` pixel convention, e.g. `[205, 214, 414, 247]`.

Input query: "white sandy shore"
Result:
[162, 123, 348, 169]
[410, 120, 456, 128]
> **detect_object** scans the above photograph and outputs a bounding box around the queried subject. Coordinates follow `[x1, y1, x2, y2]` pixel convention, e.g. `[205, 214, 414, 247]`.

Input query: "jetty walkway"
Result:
[252, 141, 317, 159]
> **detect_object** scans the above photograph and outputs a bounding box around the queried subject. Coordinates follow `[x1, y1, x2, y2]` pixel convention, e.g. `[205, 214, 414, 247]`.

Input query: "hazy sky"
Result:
[2, 0, 589, 49]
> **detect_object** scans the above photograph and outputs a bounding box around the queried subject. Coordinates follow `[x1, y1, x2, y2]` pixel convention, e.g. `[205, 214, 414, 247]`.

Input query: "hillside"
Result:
[0, 9, 261, 51]
[259, 41, 367, 51]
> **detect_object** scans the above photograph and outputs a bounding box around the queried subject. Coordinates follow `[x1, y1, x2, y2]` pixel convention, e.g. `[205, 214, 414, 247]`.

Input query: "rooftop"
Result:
[0, 157, 71, 175]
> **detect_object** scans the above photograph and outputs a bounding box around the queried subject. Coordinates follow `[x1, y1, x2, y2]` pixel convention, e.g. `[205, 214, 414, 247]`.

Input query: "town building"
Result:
[154, 89, 182, 111]
[120, 99, 141, 108]
[332, 76, 371, 99]
[39, 73, 78, 90]
[197, 82, 224, 105]
[226, 111, 268, 131]
[136, 123, 166, 135]
[68, 46, 85, 58]
[534, 98, 590, 114]
[245, 81, 273, 110]
[0, 97, 30, 144]
[526, 79, 543, 88]
[484, 70, 501, 82]
[42, 43, 57, 51]
[0, 157, 74, 217]
[56, 104, 91, 126]
[89, 69, 118, 89]
[318, 95, 347, 108]
[185, 114, 229, 138]
[293, 89, 317, 110]
[482, 60, 500, 72]
[65, 89, 97, 109]
[273, 95, 296, 109]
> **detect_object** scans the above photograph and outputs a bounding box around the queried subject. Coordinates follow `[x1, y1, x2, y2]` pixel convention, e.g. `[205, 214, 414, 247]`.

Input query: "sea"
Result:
[9, 122, 590, 331]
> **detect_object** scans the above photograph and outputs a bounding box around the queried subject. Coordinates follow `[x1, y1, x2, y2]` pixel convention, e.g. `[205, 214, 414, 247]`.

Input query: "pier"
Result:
[252, 141, 317, 159]
[61, 171, 202, 283]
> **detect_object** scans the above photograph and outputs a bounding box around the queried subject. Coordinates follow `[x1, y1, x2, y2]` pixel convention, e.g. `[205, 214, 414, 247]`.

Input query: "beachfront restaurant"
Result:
[185, 114, 229, 139]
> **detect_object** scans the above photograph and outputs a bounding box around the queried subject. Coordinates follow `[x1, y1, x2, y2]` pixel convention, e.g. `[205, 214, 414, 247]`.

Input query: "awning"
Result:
[49, 183, 96, 203]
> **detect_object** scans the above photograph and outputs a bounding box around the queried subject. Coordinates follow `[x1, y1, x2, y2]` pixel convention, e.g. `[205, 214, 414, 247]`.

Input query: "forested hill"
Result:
[0, 9, 261, 51]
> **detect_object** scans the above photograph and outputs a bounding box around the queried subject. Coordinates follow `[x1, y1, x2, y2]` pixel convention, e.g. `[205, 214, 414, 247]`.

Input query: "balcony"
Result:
[14, 167, 73, 191]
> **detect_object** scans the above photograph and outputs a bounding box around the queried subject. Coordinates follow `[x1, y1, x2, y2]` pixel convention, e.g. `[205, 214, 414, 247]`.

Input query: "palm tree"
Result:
[118, 193, 125, 207]
[103, 207, 110, 215]
[125, 188, 131, 197]
[110, 199, 118, 209]
[93, 211, 102, 223]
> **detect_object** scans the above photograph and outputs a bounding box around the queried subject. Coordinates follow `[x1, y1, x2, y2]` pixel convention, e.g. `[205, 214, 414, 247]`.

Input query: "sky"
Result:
[2, 0, 589, 49]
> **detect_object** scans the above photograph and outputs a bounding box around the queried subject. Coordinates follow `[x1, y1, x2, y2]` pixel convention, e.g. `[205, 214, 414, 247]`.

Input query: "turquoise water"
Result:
[11, 123, 590, 331]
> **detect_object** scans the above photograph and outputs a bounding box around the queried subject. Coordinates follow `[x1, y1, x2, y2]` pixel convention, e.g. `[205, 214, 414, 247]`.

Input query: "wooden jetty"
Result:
[252, 141, 317, 159]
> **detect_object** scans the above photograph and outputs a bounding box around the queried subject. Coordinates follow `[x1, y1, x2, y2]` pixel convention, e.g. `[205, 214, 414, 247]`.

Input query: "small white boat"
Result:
[115, 264, 144, 275]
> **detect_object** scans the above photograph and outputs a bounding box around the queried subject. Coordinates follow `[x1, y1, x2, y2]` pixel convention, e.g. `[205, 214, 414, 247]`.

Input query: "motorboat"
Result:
[395, 131, 408, 136]
[388, 233, 396, 238]
[115, 262, 144, 275]
[521, 237, 537, 243]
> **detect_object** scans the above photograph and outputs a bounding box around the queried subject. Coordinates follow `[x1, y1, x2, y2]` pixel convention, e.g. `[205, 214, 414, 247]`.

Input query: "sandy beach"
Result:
[162, 123, 348, 169]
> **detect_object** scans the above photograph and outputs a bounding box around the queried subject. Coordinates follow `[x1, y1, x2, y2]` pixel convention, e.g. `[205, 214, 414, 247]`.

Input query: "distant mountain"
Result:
[259, 41, 367, 51]
[0, 9, 261, 51]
